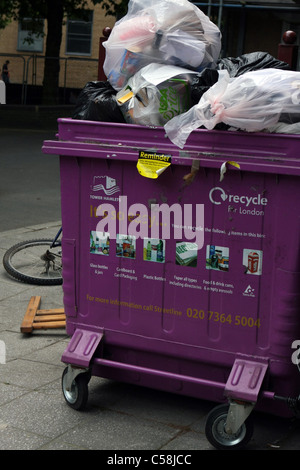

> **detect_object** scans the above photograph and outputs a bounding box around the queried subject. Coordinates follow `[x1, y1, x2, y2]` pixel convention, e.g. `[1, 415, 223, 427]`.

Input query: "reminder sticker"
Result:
[137, 150, 172, 179]
[137, 151, 172, 179]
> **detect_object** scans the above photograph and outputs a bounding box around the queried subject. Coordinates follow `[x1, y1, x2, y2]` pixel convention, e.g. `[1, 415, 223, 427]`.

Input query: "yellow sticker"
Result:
[117, 90, 134, 104]
[137, 151, 172, 179]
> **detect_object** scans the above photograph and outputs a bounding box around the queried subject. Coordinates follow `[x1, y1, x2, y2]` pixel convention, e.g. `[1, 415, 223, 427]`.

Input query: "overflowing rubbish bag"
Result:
[103, 0, 221, 90]
[116, 63, 197, 126]
[190, 52, 290, 105]
[72, 81, 125, 123]
[72, 0, 300, 141]
[217, 51, 291, 77]
[165, 68, 300, 148]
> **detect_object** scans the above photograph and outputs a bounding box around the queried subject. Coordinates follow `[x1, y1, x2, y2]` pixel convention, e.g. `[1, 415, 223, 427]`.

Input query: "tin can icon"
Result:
[219, 256, 229, 271]
[248, 252, 259, 273]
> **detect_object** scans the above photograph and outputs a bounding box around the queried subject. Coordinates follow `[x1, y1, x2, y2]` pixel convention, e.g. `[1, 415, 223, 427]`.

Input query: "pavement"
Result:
[0, 128, 61, 231]
[0, 222, 300, 453]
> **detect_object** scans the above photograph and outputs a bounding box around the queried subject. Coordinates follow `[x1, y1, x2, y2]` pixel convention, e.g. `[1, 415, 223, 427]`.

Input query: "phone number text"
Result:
[186, 308, 260, 328]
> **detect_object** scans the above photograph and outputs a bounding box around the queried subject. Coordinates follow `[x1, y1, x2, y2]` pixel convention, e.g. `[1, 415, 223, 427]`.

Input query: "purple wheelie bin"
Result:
[43, 118, 300, 449]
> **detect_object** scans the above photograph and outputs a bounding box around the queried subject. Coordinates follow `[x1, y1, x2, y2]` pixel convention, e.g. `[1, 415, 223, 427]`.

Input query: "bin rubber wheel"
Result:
[205, 404, 254, 450]
[62, 367, 90, 410]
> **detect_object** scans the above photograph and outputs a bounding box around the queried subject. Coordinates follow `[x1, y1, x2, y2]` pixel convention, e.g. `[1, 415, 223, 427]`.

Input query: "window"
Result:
[66, 11, 93, 55]
[17, 18, 44, 52]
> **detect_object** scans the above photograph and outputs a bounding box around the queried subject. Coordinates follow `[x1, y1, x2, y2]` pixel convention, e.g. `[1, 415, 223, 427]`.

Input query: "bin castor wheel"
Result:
[205, 404, 254, 450]
[62, 366, 90, 410]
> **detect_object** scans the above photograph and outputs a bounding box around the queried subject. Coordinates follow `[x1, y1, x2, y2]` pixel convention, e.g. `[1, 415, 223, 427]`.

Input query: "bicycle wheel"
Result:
[3, 239, 63, 285]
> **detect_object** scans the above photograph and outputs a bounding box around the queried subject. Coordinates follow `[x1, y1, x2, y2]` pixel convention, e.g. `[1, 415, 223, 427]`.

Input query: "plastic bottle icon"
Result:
[90, 232, 95, 252]
[157, 240, 164, 262]
[147, 240, 152, 260]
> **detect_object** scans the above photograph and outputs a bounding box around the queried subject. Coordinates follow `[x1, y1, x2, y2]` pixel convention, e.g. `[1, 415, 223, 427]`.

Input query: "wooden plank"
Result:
[36, 308, 65, 315]
[32, 321, 66, 330]
[34, 314, 65, 322]
[20, 296, 41, 333]
[21, 296, 66, 333]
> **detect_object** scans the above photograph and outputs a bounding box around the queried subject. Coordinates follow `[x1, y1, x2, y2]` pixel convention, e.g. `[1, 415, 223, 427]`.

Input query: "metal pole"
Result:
[207, 0, 212, 17]
[218, 0, 223, 29]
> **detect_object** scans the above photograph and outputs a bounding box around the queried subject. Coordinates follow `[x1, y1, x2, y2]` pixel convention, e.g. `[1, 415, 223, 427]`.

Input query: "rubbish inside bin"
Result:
[190, 52, 290, 106]
[116, 63, 197, 126]
[75, 1, 299, 140]
[103, 0, 221, 90]
[217, 51, 290, 77]
[72, 81, 125, 123]
[190, 68, 219, 106]
[265, 121, 300, 134]
[165, 68, 300, 148]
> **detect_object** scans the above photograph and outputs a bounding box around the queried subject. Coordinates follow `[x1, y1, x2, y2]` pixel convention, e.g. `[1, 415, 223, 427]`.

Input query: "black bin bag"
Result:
[216, 51, 290, 76]
[191, 51, 290, 105]
[73, 81, 126, 123]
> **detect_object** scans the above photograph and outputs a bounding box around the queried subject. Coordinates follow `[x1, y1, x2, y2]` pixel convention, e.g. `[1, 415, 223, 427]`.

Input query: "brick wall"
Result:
[0, 2, 115, 89]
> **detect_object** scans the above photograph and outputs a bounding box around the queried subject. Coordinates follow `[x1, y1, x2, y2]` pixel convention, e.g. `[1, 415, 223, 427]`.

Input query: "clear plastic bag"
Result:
[116, 63, 197, 127]
[165, 68, 300, 148]
[103, 0, 221, 90]
[190, 52, 290, 106]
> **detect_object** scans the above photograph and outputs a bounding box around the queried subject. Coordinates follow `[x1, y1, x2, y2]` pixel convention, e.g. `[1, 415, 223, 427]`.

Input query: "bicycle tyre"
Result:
[3, 239, 63, 286]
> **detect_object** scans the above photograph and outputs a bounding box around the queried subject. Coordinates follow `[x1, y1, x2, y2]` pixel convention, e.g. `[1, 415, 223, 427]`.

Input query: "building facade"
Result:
[0, 1, 116, 94]
[197, 0, 300, 67]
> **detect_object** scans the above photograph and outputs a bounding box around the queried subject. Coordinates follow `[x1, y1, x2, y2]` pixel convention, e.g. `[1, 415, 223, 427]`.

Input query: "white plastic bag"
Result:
[116, 63, 197, 127]
[165, 68, 300, 148]
[103, 0, 221, 90]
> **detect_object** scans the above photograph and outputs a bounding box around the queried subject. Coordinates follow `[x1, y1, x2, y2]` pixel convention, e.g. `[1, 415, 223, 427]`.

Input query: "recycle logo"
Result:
[209, 187, 228, 205]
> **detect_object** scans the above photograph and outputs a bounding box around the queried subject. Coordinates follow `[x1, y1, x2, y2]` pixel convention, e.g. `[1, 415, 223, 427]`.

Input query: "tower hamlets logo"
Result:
[92, 176, 120, 195]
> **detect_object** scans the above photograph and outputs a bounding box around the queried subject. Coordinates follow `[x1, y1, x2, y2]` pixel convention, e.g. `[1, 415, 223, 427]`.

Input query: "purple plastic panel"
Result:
[43, 119, 300, 410]
[43, 119, 300, 176]
[224, 358, 268, 402]
[61, 328, 103, 368]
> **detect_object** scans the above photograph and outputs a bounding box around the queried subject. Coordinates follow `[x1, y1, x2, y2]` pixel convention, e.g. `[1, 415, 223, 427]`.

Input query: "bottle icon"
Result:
[147, 240, 151, 260]
[90, 232, 95, 253]
[157, 240, 164, 262]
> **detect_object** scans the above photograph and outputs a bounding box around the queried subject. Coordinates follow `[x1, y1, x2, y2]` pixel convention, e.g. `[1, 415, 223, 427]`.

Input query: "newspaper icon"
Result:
[176, 242, 198, 266]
